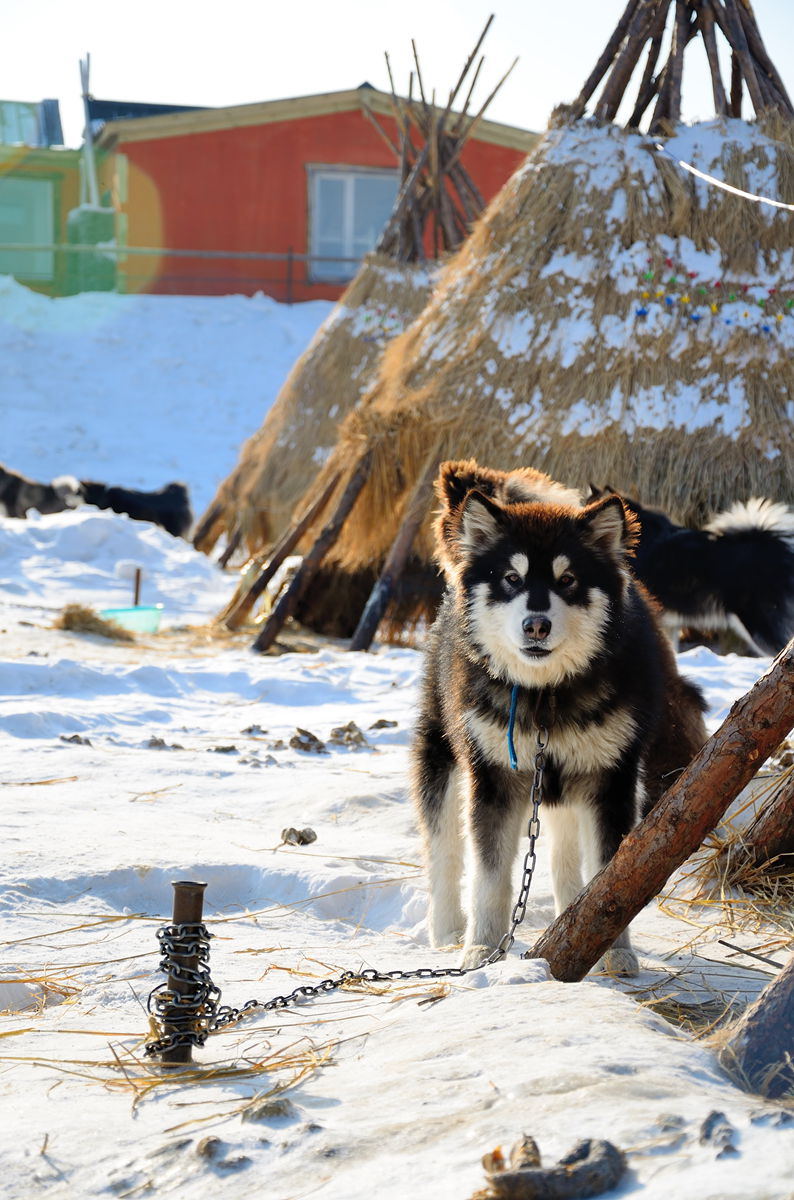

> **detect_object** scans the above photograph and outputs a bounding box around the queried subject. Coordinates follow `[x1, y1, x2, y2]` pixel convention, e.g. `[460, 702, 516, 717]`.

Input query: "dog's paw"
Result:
[595, 947, 640, 978]
[430, 913, 465, 948]
[460, 943, 502, 970]
[433, 931, 464, 950]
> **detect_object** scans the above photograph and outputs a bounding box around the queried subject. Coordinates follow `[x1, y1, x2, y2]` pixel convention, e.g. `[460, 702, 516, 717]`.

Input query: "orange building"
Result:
[96, 86, 537, 302]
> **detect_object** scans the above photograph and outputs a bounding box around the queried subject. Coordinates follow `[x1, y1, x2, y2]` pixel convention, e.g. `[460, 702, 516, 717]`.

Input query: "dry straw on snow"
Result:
[298, 114, 794, 583]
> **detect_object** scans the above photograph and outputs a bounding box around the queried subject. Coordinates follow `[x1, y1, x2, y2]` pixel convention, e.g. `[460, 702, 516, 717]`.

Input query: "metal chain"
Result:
[145, 726, 547, 1057]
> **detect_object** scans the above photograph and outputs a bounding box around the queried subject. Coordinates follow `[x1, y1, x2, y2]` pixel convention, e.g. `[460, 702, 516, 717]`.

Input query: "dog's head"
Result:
[434, 459, 582, 577]
[442, 484, 638, 686]
[52, 475, 84, 510]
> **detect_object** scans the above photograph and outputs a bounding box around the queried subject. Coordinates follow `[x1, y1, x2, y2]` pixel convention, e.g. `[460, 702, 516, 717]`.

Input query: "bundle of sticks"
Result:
[365, 16, 517, 261]
[568, 0, 793, 132]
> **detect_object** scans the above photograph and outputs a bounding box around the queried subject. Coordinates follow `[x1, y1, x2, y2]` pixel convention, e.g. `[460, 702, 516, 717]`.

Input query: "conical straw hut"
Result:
[264, 0, 794, 641]
[192, 252, 440, 563]
[193, 21, 529, 565]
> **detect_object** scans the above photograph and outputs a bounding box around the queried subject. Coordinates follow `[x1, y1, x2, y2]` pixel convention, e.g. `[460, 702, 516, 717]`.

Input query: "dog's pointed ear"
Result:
[579, 494, 638, 558]
[458, 489, 505, 554]
[436, 459, 494, 511]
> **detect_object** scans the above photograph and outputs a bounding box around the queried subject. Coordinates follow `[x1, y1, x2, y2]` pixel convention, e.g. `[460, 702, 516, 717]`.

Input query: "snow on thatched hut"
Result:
[248, 0, 794, 645]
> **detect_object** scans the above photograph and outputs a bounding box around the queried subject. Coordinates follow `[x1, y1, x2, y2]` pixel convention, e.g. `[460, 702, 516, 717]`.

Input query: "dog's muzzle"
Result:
[522, 613, 552, 656]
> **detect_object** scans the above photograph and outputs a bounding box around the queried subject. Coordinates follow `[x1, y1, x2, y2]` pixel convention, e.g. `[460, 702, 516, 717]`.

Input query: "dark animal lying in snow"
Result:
[80, 480, 193, 539]
[589, 487, 794, 657]
[0, 462, 83, 519]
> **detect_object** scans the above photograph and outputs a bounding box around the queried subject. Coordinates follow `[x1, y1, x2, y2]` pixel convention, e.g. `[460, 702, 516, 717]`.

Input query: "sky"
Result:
[4, 0, 794, 148]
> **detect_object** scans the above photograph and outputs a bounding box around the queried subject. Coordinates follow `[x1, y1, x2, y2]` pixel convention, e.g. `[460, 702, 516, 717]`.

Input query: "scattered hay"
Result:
[669, 771, 794, 936]
[54, 603, 135, 642]
[639, 994, 744, 1036]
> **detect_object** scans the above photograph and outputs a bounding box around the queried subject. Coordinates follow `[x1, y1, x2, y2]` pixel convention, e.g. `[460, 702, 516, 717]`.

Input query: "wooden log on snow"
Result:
[719, 953, 794, 1098]
[222, 470, 341, 631]
[528, 638, 794, 982]
[349, 452, 441, 652]
[251, 451, 373, 653]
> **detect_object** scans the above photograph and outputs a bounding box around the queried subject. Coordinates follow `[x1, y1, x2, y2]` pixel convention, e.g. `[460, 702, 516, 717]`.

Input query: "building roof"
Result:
[86, 97, 208, 138]
[94, 86, 536, 153]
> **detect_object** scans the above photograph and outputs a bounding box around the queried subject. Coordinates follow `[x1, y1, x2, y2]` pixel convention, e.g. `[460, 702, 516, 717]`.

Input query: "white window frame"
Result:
[307, 165, 399, 283]
[0, 175, 55, 281]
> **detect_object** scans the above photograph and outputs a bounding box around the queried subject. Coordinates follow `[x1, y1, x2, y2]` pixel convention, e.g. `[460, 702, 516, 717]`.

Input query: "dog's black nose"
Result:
[522, 614, 551, 641]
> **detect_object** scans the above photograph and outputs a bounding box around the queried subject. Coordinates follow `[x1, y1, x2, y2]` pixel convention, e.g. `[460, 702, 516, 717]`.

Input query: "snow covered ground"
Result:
[0, 274, 332, 518]
[1, 281, 793, 1199]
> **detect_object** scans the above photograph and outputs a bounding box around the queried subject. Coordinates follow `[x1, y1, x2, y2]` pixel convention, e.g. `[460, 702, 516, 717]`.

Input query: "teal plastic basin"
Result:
[99, 604, 163, 633]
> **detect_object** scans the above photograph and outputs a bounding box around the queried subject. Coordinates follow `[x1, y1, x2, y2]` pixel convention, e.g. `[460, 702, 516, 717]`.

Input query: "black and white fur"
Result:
[590, 488, 794, 656]
[0, 463, 82, 519]
[412, 461, 706, 976]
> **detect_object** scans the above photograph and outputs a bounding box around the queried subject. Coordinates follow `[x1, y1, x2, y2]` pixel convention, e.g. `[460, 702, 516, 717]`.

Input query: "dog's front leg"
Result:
[580, 771, 641, 978]
[424, 765, 467, 947]
[461, 764, 525, 969]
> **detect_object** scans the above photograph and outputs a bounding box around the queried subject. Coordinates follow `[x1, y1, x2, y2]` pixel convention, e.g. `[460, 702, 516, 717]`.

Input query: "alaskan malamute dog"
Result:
[589, 486, 794, 657]
[412, 460, 707, 975]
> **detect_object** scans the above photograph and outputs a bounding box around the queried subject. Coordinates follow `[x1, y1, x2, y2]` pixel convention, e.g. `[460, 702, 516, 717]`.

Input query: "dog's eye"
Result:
[503, 570, 522, 589]
[557, 572, 577, 590]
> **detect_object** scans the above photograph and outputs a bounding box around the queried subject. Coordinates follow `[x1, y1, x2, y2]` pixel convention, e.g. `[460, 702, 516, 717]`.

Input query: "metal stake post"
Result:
[161, 880, 207, 1065]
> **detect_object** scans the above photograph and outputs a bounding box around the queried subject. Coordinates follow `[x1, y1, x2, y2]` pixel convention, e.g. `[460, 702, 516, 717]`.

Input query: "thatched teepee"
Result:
[253, 0, 794, 644]
[193, 20, 523, 566]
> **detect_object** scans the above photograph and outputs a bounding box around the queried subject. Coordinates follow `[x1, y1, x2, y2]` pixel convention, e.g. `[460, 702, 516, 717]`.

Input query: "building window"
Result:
[0, 176, 55, 280]
[308, 167, 399, 282]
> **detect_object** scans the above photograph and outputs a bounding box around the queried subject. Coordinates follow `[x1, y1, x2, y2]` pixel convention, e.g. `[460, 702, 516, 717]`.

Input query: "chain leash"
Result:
[145, 724, 548, 1058]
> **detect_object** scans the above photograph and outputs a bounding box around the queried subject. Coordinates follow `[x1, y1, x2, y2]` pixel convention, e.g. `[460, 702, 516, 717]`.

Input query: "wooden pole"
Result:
[568, 0, 643, 119]
[721, 0, 766, 114]
[217, 527, 242, 570]
[445, 57, 518, 176]
[595, 0, 661, 123]
[450, 55, 485, 138]
[349, 452, 441, 652]
[374, 145, 430, 255]
[160, 880, 207, 1066]
[79, 55, 100, 208]
[251, 450, 373, 654]
[626, 5, 667, 126]
[735, 1, 794, 113]
[648, 9, 699, 131]
[528, 638, 794, 982]
[730, 50, 743, 117]
[444, 15, 494, 118]
[742, 768, 794, 870]
[700, 0, 729, 116]
[222, 471, 341, 630]
[719, 954, 794, 1097]
[665, 0, 692, 124]
[191, 501, 224, 554]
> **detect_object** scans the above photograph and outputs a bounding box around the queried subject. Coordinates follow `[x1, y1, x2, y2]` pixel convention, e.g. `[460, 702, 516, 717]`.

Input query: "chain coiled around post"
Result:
[145, 725, 548, 1057]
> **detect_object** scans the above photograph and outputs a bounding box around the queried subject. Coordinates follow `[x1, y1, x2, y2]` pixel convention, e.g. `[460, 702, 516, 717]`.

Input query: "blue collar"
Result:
[507, 684, 519, 770]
